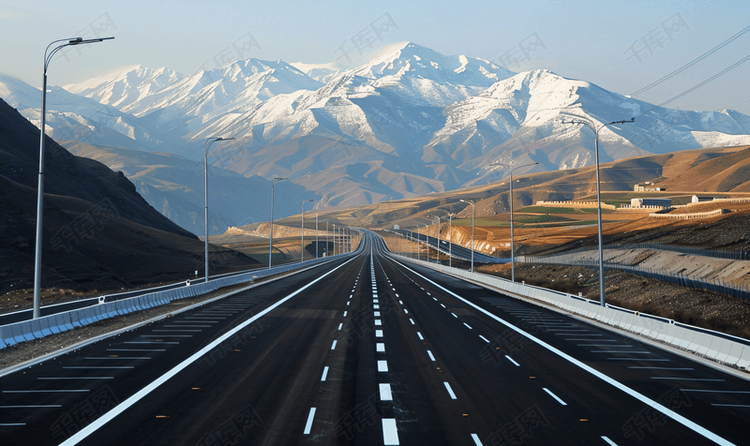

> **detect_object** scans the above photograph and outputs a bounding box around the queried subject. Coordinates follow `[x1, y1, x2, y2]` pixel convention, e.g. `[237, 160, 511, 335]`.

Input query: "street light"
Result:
[460, 199, 475, 272]
[269, 176, 288, 269]
[433, 216, 441, 264]
[301, 199, 314, 262]
[33, 36, 114, 319]
[315, 213, 319, 259]
[491, 161, 539, 282]
[204, 137, 235, 282]
[561, 115, 635, 306]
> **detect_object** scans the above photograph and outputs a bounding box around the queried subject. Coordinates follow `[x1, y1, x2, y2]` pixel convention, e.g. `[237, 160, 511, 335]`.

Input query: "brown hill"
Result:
[0, 99, 258, 305]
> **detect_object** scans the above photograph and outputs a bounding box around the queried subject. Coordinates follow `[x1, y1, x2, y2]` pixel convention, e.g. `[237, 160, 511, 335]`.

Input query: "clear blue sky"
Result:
[2, 0, 749, 114]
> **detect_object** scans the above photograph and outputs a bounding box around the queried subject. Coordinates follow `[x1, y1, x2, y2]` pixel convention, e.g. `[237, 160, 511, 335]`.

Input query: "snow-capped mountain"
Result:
[0, 72, 174, 152]
[3, 41, 750, 234]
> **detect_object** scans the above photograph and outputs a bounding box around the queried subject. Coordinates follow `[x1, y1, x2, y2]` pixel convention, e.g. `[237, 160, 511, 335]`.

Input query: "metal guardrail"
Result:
[391, 254, 750, 371]
[554, 242, 750, 261]
[519, 255, 750, 301]
[0, 251, 358, 350]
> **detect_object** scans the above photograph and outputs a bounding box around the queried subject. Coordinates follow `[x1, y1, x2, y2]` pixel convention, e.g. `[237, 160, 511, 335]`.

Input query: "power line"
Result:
[658, 53, 750, 107]
[630, 23, 750, 97]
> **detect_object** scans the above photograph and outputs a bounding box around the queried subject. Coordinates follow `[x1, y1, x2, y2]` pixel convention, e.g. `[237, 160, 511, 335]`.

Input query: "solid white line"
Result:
[376, 330, 384, 338]
[504, 355, 520, 367]
[443, 382, 457, 400]
[479, 335, 490, 343]
[427, 350, 436, 362]
[601, 436, 618, 446]
[471, 433, 483, 446]
[331, 340, 338, 350]
[390, 259, 737, 446]
[321, 366, 329, 381]
[60, 256, 359, 446]
[303, 407, 316, 434]
[377, 343, 386, 353]
[378, 360, 389, 372]
[379, 383, 393, 401]
[382, 418, 399, 445]
[417, 332, 424, 340]
[543, 388, 567, 406]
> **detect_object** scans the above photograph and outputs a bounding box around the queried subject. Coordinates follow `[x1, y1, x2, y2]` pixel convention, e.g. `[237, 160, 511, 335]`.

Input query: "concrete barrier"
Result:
[0, 251, 358, 350]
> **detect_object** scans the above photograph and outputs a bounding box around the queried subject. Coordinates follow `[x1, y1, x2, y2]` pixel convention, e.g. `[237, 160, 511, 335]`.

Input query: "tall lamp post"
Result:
[269, 176, 288, 269]
[491, 161, 539, 282]
[301, 199, 314, 262]
[33, 36, 114, 319]
[315, 214, 319, 259]
[204, 137, 235, 282]
[433, 216, 441, 264]
[561, 115, 635, 306]
[460, 199, 475, 272]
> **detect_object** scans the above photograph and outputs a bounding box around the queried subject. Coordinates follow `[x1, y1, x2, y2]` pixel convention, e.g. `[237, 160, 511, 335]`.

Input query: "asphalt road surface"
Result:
[0, 232, 747, 445]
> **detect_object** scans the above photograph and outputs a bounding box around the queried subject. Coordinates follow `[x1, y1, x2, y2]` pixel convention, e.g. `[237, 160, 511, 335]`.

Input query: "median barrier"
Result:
[0, 332, 6, 349]
[12, 322, 32, 343]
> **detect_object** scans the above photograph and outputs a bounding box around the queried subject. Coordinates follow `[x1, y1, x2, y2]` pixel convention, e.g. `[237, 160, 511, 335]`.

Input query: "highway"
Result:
[0, 232, 748, 445]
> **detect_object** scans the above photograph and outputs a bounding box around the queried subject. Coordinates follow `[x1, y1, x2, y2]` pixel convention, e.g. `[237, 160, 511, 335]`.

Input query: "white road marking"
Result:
[374, 304, 380, 309]
[392, 260, 739, 446]
[505, 356, 520, 367]
[378, 360, 389, 372]
[443, 382, 457, 399]
[417, 332, 424, 340]
[543, 388, 567, 406]
[471, 433, 483, 446]
[321, 366, 329, 381]
[58, 256, 360, 446]
[409, 318, 415, 325]
[343, 311, 348, 317]
[374, 311, 381, 317]
[338, 323, 343, 330]
[463, 323, 473, 329]
[347, 301, 350, 306]
[440, 304, 446, 308]
[377, 343, 386, 353]
[376, 330, 384, 338]
[303, 407, 316, 434]
[375, 319, 382, 326]
[427, 350, 436, 362]
[379, 383, 393, 401]
[331, 340, 338, 350]
[601, 436, 618, 446]
[382, 418, 400, 445]
[479, 335, 490, 343]
[403, 309, 409, 314]
[451, 313, 458, 318]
